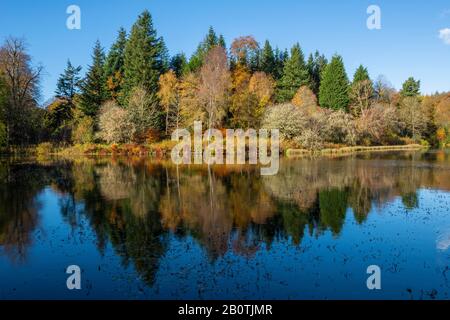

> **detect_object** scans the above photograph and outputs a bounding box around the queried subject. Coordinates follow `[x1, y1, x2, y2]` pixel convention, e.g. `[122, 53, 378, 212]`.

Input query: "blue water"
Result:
[0, 152, 449, 299]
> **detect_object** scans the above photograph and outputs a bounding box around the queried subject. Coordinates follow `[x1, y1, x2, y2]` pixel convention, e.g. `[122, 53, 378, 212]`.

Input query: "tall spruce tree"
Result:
[307, 50, 328, 96]
[122, 10, 167, 102]
[80, 41, 107, 117]
[55, 60, 82, 104]
[277, 43, 309, 102]
[319, 55, 350, 110]
[260, 40, 276, 78]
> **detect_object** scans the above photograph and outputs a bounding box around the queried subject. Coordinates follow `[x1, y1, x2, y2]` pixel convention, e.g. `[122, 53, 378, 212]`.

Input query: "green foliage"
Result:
[80, 41, 107, 116]
[44, 99, 73, 142]
[277, 43, 309, 102]
[0, 121, 6, 148]
[188, 26, 225, 72]
[169, 53, 189, 78]
[104, 28, 127, 79]
[307, 51, 328, 96]
[72, 116, 95, 144]
[319, 55, 350, 111]
[260, 40, 276, 78]
[319, 188, 348, 235]
[352, 65, 370, 84]
[122, 10, 168, 103]
[400, 77, 421, 97]
[55, 60, 82, 104]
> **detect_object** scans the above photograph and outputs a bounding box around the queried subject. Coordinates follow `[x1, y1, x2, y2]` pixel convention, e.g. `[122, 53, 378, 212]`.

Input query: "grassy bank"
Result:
[286, 144, 427, 157]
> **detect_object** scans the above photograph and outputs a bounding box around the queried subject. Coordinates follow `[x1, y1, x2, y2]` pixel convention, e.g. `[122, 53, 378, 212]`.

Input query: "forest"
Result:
[1, 9, 450, 155]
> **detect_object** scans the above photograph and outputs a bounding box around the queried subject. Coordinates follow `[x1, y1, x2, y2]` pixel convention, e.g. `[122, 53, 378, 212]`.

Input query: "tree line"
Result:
[1, 9, 449, 151]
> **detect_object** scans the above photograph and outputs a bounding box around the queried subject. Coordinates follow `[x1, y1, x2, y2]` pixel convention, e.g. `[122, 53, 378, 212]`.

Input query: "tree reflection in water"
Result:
[1, 150, 450, 286]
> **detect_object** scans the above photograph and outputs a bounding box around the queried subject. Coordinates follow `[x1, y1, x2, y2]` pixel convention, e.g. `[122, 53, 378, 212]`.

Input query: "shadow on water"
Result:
[0, 150, 450, 299]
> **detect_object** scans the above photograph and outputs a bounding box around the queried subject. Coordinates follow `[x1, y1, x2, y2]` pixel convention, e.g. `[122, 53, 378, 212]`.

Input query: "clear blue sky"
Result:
[1, 0, 450, 103]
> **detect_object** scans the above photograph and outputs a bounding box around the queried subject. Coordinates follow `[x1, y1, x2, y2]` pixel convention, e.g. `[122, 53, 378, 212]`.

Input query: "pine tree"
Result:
[80, 41, 107, 117]
[55, 60, 82, 104]
[277, 43, 309, 102]
[319, 55, 350, 111]
[353, 65, 370, 84]
[307, 51, 328, 96]
[260, 40, 276, 78]
[122, 10, 167, 102]
[400, 77, 421, 97]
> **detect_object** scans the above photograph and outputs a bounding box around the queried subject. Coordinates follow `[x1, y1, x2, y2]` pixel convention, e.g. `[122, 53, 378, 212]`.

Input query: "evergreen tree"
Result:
[55, 60, 82, 104]
[170, 53, 188, 78]
[400, 77, 421, 97]
[188, 26, 224, 72]
[260, 40, 276, 78]
[277, 43, 309, 102]
[122, 10, 167, 102]
[104, 28, 127, 102]
[307, 50, 328, 96]
[353, 64, 370, 84]
[319, 55, 350, 110]
[80, 41, 107, 117]
[104, 28, 127, 79]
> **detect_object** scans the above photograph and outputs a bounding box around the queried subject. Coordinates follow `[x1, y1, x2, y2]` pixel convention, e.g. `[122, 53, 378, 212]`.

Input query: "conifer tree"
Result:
[80, 41, 107, 117]
[55, 60, 82, 105]
[352, 65, 370, 84]
[104, 28, 127, 102]
[400, 77, 421, 97]
[319, 55, 349, 110]
[277, 43, 309, 102]
[260, 40, 276, 78]
[307, 51, 328, 96]
[122, 10, 167, 102]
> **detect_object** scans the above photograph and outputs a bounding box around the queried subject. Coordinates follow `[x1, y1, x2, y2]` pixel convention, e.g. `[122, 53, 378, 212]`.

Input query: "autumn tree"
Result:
[179, 72, 203, 127]
[319, 55, 349, 111]
[80, 41, 107, 117]
[199, 46, 231, 129]
[127, 86, 162, 142]
[231, 36, 259, 68]
[229, 63, 259, 128]
[292, 86, 318, 112]
[158, 70, 180, 135]
[399, 97, 426, 140]
[277, 43, 309, 102]
[249, 72, 275, 109]
[0, 37, 43, 146]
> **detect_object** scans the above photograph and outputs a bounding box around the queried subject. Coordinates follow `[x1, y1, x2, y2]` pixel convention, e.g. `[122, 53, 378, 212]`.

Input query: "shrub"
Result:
[72, 116, 95, 144]
[321, 109, 357, 146]
[295, 129, 324, 150]
[98, 101, 133, 144]
[262, 104, 308, 140]
[36, 142, 53, 156]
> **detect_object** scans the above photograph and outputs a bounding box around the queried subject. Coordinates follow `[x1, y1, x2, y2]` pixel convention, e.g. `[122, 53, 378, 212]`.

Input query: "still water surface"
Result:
[0, 151, 450, 299]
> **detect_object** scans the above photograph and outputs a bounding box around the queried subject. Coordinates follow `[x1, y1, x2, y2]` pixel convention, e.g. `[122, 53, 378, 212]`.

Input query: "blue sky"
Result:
[1, 0, 450, 103]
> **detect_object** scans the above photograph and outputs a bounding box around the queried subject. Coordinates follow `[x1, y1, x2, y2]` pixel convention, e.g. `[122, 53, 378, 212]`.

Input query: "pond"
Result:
[0, 150, 449, 300]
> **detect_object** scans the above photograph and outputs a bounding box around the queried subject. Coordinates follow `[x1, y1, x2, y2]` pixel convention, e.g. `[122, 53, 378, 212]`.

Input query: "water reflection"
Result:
[1, 150, 450, 298]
